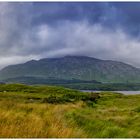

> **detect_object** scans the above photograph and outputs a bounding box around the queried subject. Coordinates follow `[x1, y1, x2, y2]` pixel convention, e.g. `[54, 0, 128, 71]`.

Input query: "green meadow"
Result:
[0, 84, 140, 138]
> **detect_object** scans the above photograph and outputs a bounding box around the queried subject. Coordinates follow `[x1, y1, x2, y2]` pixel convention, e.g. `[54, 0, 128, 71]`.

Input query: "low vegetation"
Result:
[57, 82, 140, 91]
[0, 84, 140, 138]
[3, 77, 140, 91]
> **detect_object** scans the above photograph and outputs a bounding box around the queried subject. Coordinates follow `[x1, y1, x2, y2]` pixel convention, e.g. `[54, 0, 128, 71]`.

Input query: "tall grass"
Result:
[0, 84, 140, 138]
[0, 100, 86, 138]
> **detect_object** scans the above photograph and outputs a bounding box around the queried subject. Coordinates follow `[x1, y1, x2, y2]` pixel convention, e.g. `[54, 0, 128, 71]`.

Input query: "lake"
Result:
[80, 90, 140, 95]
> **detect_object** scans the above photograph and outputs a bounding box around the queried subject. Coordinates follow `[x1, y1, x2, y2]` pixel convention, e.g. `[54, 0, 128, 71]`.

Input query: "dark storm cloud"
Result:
[32, 2, 121, 27]
[1, 2, 140, 68]
[110, 2, 140, 36]
[31, 2, 140, 36]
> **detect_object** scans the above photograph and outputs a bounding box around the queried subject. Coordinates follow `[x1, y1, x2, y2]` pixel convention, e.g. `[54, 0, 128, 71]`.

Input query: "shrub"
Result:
[133, 106, 140, 113]
[89, 93, 100, 101]
[42, 96, 62, 104]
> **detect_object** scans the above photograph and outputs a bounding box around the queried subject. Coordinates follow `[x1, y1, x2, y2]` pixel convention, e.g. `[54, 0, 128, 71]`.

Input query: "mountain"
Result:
[0, 55, 140, 83]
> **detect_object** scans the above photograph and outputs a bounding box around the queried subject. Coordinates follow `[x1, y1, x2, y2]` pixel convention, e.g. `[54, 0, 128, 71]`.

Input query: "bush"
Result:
[42, 96, 62, 104]
[133, 106, 140, 113]
[89, 93, 100, 101]
[42, 92, 101, 105]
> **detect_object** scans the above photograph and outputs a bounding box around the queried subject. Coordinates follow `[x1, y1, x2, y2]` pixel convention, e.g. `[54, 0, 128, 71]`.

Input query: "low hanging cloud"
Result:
[0, 2, 140, 69]
[36, 21, 140, 67]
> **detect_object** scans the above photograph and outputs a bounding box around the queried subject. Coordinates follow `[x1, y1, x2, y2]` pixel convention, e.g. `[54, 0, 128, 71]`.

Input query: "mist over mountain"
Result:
[1, 3, 140, 68]
[0, 56, 140, 83]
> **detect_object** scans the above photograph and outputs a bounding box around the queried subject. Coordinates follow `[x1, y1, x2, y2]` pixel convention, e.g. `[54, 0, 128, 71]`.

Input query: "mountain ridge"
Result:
[0, 55, 140, 83]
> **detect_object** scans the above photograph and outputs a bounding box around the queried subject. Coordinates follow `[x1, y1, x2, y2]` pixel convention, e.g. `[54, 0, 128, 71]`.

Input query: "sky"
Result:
[1, 2, 140, 68]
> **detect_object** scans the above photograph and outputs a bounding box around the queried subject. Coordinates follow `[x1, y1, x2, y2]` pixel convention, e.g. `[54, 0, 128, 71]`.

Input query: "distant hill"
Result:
[3, 76, 101, 85]
[0, 55, 140, 83]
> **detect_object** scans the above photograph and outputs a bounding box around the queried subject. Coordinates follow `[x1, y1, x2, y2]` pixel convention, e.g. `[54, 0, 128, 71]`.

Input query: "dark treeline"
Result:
[2, 76, 140, 91]
[57, 83, 140, 91]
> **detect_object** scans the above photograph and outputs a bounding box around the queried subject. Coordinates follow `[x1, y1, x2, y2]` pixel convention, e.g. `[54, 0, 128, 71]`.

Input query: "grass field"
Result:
[0, 84, 140, 138]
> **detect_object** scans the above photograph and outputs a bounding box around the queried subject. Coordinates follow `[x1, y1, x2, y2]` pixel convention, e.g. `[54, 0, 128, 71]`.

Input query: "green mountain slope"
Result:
[0, 56, 140, 83]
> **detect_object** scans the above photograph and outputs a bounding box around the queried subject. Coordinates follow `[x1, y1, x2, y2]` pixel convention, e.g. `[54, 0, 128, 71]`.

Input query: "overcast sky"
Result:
[1, 2, 140, 68]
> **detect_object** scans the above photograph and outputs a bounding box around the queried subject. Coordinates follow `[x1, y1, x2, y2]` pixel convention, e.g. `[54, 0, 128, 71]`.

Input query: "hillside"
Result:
[0, 56, 140, 83]
[0, 84, 140, 137]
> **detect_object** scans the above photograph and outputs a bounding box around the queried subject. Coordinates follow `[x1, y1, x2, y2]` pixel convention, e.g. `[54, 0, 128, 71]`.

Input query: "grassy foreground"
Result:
[0, 84, 140, 138]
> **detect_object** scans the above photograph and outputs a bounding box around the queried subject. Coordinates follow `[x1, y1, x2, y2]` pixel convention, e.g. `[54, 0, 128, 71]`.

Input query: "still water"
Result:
[80, 90, 140, 95]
